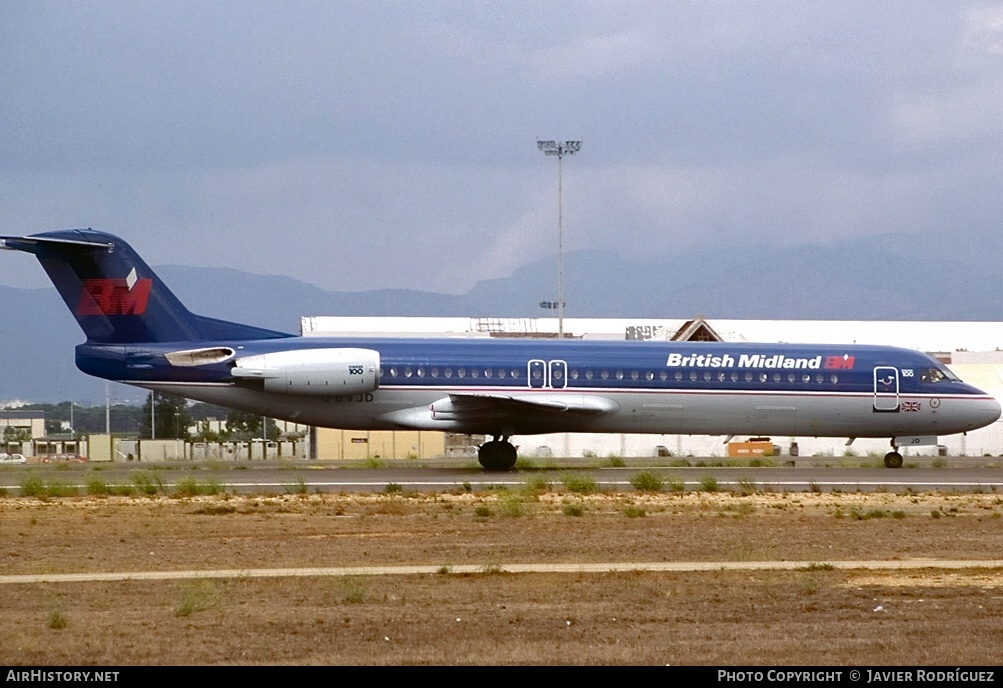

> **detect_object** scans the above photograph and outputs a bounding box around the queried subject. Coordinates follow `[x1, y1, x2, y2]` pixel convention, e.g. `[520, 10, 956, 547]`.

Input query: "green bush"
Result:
[699, 474, 719, 492]
[629, 471, 663, 492]
[561, 474, 599, 494]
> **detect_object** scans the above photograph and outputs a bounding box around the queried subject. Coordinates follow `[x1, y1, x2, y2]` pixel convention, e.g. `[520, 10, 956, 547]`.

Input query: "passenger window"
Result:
[585, 370, 594, 380]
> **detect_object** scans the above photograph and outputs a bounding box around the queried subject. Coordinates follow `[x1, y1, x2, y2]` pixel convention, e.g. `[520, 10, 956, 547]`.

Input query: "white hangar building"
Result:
[301, 316, 1003, 460]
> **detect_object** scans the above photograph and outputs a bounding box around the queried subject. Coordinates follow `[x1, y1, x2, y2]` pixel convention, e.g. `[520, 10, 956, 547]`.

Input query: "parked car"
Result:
[40, 453, 87, 463]
[0, 453, 28, 463]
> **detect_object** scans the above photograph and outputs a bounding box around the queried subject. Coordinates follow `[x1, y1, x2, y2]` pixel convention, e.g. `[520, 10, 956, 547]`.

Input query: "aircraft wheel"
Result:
[884, 451, 904, 469]
[478, 440, 518, 471]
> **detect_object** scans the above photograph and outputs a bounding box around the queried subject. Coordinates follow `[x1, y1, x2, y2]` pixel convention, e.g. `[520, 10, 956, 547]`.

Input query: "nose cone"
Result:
[980, 396, 1002, 428]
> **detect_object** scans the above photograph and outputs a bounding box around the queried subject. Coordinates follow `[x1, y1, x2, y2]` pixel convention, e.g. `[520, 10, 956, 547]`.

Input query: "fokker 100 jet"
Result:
[3, 229, 999, 470]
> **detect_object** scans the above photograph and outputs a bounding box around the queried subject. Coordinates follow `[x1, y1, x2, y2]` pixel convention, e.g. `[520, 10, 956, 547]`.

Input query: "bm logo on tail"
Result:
[76, 268, 152, 316]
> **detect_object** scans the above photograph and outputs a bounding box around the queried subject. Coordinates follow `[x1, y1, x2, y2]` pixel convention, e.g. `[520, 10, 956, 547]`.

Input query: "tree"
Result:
[140, 392, 193, 440]
[225, 410, 280, 441]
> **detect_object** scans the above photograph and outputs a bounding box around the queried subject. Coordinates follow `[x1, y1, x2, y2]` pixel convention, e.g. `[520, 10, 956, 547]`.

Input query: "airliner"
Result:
[3, 229, 1000, 470]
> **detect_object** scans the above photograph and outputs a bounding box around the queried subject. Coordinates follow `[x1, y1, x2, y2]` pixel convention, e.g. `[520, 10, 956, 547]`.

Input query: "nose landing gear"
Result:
[885, 439, 904, 468]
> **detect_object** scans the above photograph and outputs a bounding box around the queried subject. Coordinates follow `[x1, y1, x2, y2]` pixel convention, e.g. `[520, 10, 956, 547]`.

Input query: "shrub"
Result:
[699, 475, 719, 492]
[562, 474, 599, 494]
[562, 503, 585, 517]
[19, 473, 45, 498]
[86, 477, 111, 496]
[630, 471, 663, 492]
[131, 470, 162, 496]
[624, 506, 646, 518]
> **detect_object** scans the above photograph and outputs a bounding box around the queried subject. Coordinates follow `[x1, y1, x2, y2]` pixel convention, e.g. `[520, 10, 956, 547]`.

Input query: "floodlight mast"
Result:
[536, 140, 581, 338]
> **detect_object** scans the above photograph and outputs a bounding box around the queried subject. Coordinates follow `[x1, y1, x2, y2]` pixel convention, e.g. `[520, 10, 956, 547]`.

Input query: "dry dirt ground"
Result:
[1, 486, 1002, 665]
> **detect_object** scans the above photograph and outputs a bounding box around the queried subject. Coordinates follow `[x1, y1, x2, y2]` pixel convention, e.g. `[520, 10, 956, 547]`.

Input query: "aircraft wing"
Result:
[378, 392, 619, 431]
[429, 392, 619, 422]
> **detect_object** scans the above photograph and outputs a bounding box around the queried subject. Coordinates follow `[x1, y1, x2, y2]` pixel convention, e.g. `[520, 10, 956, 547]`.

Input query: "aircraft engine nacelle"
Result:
[231, 348, 380, 395]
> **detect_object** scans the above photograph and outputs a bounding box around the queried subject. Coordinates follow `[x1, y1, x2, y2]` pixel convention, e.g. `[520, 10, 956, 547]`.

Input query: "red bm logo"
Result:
[824, 355, 855, 370]
[77, 278, 152, 316]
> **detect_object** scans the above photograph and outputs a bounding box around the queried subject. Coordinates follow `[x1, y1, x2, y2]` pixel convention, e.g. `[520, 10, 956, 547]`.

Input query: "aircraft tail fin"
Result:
[1, 229, 292, 344]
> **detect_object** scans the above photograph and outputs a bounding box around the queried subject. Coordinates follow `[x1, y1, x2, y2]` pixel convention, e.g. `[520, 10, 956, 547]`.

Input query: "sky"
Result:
[3, 1, 1002, 296]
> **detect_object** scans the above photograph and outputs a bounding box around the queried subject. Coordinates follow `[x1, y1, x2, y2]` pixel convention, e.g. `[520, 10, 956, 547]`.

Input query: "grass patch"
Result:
[499, 493, 528, 517]
[19, 473, 77, 498]
[562, 502, 585, 517]
[383, 482, 403, 494]
[193, 504, 237, 515]
[131, 470, 163, 496]
[629, 470, 663, 492]
[285, 476, 308, 495]
[522, 475, 551, 495]
[174, 579, 223, 617]
[172, 476, 223, 498]
[341, 576, 368, 604]
[86, 477, 111, 496]
[604, 455, 626, 468]
[624, 506, 646, 518]
[561, 473, 599, 494]
[666, 476, 686, 492]
[46, 602, 68, 630]
[19, 473, 45, 498]
[699, 474, 719, 492]
[474, 505, 491, 519]
[849, 507, 891, 520]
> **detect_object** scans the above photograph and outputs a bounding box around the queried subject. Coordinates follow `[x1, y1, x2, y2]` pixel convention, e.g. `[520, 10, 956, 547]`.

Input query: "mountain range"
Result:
[2, 232, 1000, 403]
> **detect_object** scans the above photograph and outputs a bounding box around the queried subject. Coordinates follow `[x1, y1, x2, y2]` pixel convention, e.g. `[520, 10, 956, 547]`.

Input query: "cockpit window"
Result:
[920, 367, 958, 383]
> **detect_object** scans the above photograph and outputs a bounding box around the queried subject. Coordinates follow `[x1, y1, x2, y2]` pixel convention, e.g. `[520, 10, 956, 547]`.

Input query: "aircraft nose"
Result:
[985, 397, 1002, 425]
[970, 395, 1003, 430]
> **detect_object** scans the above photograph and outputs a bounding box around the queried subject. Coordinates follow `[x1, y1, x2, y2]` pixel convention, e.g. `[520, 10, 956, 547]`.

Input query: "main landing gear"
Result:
[478, 437, 517, 471]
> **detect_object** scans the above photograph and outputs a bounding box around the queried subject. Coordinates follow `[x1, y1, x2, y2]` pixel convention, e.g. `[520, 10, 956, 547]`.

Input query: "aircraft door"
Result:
[549, 360, 567, 389]
[873, 366, 900, 412]
[528, 359, 547, 389]
[527, 359, 567, 389]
